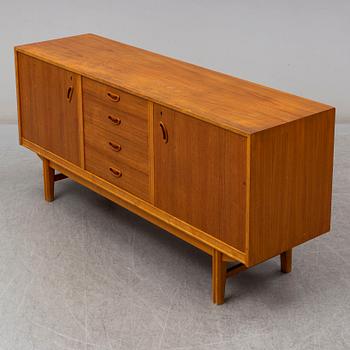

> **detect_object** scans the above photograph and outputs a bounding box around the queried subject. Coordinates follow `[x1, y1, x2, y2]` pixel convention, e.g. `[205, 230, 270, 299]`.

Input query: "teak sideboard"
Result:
[15, 34, 335, 304]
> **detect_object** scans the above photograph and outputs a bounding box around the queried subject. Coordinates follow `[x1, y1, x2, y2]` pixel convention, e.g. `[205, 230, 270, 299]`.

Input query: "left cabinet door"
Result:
[17, 53, 82, 166]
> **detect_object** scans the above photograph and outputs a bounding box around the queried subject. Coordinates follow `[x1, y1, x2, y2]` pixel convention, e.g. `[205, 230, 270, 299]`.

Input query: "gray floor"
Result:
[0, 124, 349, 350]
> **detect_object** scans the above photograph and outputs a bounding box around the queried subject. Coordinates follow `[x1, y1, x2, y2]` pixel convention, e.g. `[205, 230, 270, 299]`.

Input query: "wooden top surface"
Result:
[16, 33, 333, 135]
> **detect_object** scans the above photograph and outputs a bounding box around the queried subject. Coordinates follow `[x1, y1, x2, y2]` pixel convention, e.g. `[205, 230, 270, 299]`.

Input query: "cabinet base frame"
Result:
[34, 144, 292, 305]
[212, 249, 292, 305]
[42, 157, 68, 201]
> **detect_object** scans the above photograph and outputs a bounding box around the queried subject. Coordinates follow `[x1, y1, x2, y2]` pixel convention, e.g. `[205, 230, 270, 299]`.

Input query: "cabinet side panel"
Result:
[154, 105, 247, 252]
[18, 53, 81, 165]
[14, 50, 23, 144]
[249, 109, 335, 266]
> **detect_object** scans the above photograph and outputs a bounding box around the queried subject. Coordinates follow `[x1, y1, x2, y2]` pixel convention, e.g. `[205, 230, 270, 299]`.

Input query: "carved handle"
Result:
[107, 92, 120, 102]
[108, 141, 121, 152]
[67, 86, 74, 102]
[108, 115, 121, 125]
[109, 167, 122, 178]
[160, 121, 168, 144]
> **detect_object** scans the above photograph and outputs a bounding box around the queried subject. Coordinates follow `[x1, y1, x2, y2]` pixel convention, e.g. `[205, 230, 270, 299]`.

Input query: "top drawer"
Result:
[82, 77, 148, 117]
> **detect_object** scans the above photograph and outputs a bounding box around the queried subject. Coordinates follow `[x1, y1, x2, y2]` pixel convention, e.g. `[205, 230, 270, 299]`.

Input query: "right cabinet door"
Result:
[154, 104, 247, 252]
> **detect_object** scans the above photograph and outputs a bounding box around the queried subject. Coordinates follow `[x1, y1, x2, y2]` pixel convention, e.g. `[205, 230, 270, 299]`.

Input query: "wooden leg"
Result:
[43, 158, 54, 202]
[280, 249, 292, 273]
[212, 250, 227, 305]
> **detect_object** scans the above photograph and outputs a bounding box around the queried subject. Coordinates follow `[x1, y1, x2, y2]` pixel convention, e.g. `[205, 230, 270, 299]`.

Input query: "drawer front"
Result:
[85, 144, 149, 201]
[84, 124, 149, 175]
[83, 77, 148, 122]
[83, 101, 148, 147]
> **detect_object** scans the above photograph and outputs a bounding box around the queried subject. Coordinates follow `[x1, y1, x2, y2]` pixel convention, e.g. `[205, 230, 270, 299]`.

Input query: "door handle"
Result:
[67, 86, 74, 102]
[159, 121, 168, 144]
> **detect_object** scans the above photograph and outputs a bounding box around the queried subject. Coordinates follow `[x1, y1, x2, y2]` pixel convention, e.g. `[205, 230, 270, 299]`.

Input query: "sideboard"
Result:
[15, 34, 335, 304]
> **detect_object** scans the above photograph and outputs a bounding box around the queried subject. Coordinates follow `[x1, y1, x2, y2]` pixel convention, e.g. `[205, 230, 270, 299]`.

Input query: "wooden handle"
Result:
[108, 115, 121, 125]
[107, 92, 120, 102]
[108, 141, 121, 152]
[160, 121, 168, 143]
[109, 167, 122, 178]
[67, 86, 74, 102]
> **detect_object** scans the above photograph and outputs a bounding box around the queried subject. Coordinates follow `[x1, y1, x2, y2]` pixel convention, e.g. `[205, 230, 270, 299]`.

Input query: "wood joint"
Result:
[54, 173, 68, 182]
[226, 263, 247, 279]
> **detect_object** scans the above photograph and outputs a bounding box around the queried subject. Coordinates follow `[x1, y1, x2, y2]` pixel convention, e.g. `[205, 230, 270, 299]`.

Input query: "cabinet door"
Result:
[18, 53, 82, 166]
[154, 104, 247, 252]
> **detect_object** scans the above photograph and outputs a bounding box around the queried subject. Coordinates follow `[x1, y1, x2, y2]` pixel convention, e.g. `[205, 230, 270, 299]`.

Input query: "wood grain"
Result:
[15, 34, 333, 135]
[248, 109, 335, 266]
[154, 104, 247, 252]
[18, 53, 81, 166]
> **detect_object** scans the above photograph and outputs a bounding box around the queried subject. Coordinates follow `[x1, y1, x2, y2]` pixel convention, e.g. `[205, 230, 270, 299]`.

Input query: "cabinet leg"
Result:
[280, 249, 292, 273]
[212, 250, 227, 305]
[43, 158, 54, 202]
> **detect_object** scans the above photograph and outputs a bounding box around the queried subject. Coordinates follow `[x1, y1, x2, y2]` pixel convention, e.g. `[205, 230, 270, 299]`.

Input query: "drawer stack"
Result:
[82, 77, 150, 201]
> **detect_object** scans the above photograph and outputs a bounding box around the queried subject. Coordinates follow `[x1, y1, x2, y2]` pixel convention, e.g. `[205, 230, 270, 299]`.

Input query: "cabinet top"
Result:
[15, 33, 333, 135]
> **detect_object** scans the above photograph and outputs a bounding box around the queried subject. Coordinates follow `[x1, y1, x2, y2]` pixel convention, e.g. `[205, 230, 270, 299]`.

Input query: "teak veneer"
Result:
[15, 34, 335, 304]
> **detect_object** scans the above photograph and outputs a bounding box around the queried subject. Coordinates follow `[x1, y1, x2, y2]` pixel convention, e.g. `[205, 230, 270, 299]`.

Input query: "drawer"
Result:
[84, 123, 149, 174]
[84, 101, 148, 147]
[83, 77, 148, 119]
[85, 140, 149, 201]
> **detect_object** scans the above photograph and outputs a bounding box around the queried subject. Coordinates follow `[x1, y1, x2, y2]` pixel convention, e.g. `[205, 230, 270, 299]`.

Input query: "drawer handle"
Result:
[107, 92, 120, 102]
[108, 115, 121, 125]
[109, 167, 122, 178]
[67, 86, 74, 102]
[160, 121, 168, 143]
[108, 141, 121, 152]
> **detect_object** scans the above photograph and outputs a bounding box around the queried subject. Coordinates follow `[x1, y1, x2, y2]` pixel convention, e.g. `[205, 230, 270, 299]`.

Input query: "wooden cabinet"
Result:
[17, 53, 83, 166]
[15, 34, 335, 304]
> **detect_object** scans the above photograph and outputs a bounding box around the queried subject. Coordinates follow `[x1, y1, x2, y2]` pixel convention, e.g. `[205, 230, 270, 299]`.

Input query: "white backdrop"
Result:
[1, 0, 349, 122]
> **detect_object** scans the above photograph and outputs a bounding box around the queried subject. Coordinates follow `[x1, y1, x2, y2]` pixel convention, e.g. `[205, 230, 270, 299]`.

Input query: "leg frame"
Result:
[212, 250, 248, 305]
[42, 157, 68, 202]
[212, 248, 293, 304]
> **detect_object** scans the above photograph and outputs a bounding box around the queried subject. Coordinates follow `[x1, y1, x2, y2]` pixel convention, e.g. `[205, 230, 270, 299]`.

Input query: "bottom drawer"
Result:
[85, 149, 150, 201]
